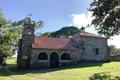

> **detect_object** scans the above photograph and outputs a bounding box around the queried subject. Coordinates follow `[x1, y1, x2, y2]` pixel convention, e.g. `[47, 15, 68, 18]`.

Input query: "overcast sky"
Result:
[0, 0, 120, 48]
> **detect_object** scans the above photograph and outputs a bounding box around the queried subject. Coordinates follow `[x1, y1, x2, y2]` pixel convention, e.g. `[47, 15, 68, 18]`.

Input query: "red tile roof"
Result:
[32, 32, 107, 50]
[72, 32, 107, 39]
[32, 36, 77, 50]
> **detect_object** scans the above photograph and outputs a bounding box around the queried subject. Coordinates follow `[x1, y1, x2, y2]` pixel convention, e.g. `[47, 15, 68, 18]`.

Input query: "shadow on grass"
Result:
[0, 61, 108, 76]
[89, 72, 120, 80]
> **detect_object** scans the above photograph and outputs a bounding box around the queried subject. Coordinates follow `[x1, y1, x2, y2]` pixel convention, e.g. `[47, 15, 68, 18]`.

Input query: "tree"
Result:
[42, 32, 51, 37]
[0, 10, 17, 56]
[109, 45, 120, 55]
[12, 18, 43, 31]
[89, 0, 120, 37]
[50, 26, 79, 38]
[0, 10, 19, 65]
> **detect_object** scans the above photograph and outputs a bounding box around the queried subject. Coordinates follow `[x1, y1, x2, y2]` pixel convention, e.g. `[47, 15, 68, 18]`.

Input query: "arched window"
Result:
[38, 52, 48, 60]
[61, 53, 71, 60]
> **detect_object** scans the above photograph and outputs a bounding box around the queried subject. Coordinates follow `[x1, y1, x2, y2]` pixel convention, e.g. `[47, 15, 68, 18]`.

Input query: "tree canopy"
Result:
[12, 18, 43, 31]
[89, 0, 120, 37]
[0, 10, 18, 57]
[109, 45, 120, 55]
[42, 32, 51, 37]
[42, 26, 80, 38]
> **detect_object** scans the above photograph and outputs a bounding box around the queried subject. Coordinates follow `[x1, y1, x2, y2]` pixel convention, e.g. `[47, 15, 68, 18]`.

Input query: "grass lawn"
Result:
[0, 58, 120, 80]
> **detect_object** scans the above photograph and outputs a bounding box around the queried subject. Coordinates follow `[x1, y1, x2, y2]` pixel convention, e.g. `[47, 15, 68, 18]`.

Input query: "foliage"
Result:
[12, 18, 43, 31]
[50, 26, 79, 37]
[42, 32, 51, 37]
[90, 72, 120, 80]
[89, 0, 120, 37]
[109, 45, 120, 55]
[0, 10, 18, 57]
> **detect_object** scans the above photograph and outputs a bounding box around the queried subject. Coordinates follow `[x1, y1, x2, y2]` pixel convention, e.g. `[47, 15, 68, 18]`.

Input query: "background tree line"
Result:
[42, 26, 80, 38]
[109, 45, 120, 56]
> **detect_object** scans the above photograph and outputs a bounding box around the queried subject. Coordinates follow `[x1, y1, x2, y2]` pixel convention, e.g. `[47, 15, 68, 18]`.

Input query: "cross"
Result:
[27, 13, 32, 18]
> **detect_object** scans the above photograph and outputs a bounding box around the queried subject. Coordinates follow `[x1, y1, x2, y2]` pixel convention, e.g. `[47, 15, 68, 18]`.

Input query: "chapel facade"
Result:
[17, 18, 110, 69]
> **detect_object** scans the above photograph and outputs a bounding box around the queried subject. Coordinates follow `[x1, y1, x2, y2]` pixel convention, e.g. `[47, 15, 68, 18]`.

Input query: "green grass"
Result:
[0, 58, 120, 80]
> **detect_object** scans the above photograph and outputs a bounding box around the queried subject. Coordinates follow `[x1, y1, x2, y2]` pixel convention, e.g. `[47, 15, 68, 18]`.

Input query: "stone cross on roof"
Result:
[27, 13, 32, 18]
[80, 26, 85, 32]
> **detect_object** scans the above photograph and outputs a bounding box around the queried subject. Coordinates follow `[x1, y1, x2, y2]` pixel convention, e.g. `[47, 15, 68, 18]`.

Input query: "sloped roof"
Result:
[32, 36, 77, 50]
[72, 32, 107, 39]
[32, 32, 107, 50]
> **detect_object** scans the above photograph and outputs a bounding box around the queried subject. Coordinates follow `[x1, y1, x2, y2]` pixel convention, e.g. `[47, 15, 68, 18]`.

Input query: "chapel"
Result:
[17, 18, 109, 68]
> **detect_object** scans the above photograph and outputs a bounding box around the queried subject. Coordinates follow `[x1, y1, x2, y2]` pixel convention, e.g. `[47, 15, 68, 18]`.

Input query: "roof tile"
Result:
[32, 36, 77, 50]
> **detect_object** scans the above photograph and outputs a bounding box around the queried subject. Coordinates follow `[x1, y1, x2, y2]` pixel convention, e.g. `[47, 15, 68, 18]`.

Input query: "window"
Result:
[95, 48, 99, 55]
[38, 52, 48, 60]
[61, 53, 71, 60]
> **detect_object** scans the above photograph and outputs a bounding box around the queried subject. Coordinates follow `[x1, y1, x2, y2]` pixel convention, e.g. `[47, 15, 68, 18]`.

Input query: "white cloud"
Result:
[71, 12, 93, 28]
[70, 12, 97, 34]
[108, 35, 120, 48]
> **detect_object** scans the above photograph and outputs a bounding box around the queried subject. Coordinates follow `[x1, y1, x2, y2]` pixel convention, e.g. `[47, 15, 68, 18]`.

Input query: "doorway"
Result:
[50, 52, 59, 68]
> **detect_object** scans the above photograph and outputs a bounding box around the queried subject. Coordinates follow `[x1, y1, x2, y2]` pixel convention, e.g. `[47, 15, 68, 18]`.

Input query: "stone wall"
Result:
[79, 36, 109, 61]
[30, 48, 78, 68]
[73, 36, 110, 61]
[17, 19, 35, 69]
[111, 55, 120, 61]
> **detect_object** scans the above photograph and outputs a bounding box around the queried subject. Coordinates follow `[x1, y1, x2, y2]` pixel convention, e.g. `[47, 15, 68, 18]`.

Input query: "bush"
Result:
[0, 56, 6, 66]
[89, 72, 120, 80]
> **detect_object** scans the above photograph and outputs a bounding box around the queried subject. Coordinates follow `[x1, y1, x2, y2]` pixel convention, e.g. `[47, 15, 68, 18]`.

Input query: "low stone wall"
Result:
[111, 55, 120, 61]
[30, 60, 49, 68]
[60, 60, 73, 66]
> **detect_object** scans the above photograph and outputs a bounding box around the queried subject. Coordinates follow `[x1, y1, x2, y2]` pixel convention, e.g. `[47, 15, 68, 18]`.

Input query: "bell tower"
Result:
[80, 26, 85, 32]
[17, 18, 35, 69]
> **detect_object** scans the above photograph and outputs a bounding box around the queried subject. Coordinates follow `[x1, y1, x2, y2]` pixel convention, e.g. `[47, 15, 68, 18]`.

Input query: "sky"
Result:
[0, 0, 120, 48]
[0, 0, 92, 32]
